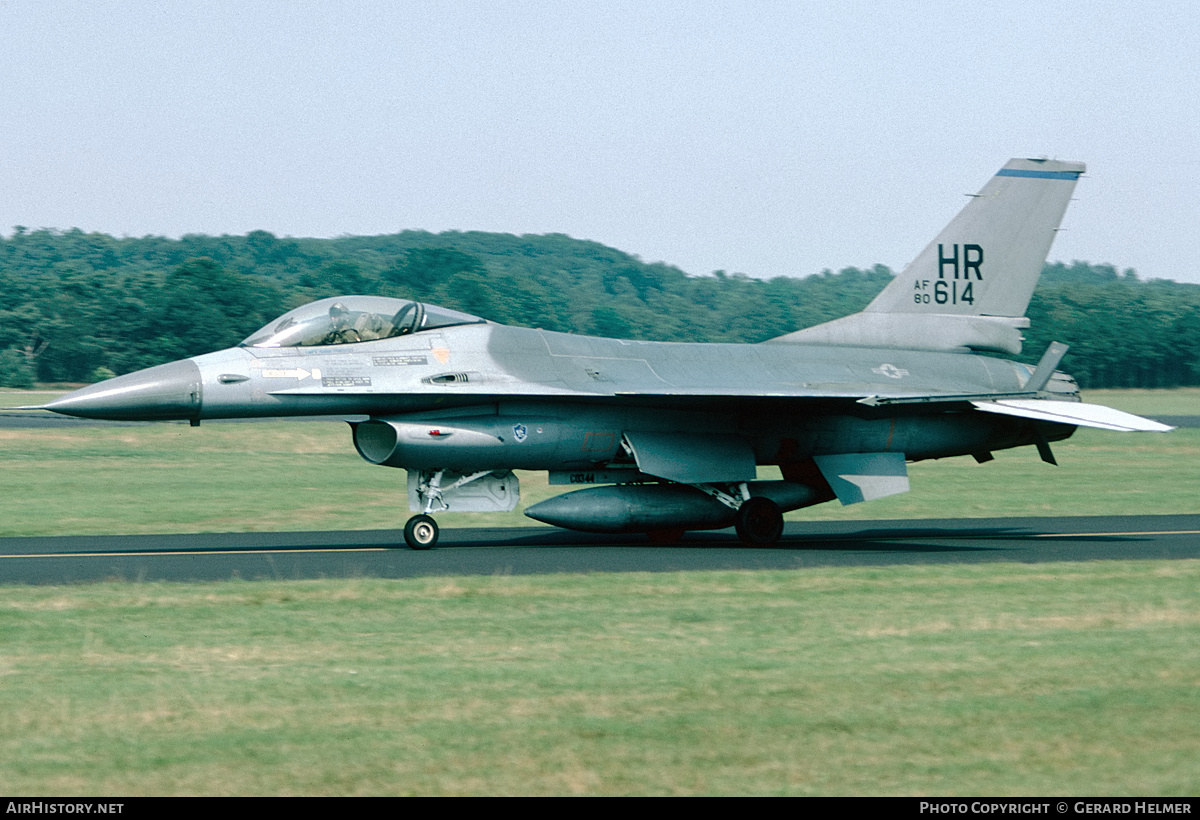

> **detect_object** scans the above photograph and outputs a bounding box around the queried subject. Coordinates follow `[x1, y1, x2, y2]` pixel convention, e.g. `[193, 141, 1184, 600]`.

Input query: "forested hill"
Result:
[1, 227, 1198, 390]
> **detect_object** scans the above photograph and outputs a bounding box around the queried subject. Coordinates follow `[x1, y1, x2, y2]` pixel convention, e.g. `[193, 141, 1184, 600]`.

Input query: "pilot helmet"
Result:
[329, 302, 352, 327]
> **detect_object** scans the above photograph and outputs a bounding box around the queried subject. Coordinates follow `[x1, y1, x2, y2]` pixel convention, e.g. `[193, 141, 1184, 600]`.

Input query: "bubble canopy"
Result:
[240, 296, 486, 348]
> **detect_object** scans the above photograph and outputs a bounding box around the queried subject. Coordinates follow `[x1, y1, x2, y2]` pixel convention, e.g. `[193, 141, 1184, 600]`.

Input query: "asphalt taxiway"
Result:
[2, 515, 1198, 585]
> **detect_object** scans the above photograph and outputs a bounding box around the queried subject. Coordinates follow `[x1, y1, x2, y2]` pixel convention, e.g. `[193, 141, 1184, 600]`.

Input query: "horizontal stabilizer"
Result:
[813, 452, 909, 505]
[970, 400, 1174, 432]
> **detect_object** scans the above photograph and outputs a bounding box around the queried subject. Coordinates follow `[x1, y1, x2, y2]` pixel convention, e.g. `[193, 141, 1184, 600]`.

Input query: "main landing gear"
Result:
[734, 496, 784, 547]
[403, 514, 439, 550]
[695, 482, 786, 547]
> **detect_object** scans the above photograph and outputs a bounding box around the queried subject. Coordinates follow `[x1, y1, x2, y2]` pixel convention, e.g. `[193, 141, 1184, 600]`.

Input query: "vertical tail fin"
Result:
[771, 158, 1085, 354]
[867, 158, 1085, 317]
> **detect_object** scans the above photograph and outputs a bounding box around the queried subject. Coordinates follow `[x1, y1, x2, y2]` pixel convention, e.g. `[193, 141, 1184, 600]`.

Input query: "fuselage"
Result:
[43, 318, 1078, 473]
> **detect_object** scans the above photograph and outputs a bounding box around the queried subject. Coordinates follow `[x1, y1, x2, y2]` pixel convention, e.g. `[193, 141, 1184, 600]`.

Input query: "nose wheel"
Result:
[404, 514, 439, 550]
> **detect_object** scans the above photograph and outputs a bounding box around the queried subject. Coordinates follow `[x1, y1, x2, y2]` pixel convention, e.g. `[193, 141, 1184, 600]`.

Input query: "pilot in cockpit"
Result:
[324, 302, 390, 344]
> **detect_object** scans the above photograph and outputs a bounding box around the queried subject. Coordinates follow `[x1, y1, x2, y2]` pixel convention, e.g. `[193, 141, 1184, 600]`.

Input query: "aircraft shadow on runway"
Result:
[441, 525, 1150, 554]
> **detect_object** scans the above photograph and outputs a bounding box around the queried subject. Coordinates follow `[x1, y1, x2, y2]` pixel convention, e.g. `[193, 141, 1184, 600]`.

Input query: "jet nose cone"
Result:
[42, 359, 203, 422]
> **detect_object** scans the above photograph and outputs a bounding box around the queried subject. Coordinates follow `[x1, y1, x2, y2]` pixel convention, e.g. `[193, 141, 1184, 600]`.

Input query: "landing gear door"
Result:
[406, 470, 520, 513]
[813, 453, 909, 505]
[623, 432, 756, 484]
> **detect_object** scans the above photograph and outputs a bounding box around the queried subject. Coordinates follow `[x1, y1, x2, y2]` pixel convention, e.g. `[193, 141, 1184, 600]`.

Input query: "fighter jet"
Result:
[39, 158, 1171, 548]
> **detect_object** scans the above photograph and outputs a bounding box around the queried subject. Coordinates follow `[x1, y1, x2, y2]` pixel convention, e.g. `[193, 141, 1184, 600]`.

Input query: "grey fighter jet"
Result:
[39, 158, 1171, 548]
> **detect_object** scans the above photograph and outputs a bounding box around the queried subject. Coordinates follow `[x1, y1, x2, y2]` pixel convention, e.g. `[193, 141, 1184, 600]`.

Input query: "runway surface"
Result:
[2, 515, 1199, 585]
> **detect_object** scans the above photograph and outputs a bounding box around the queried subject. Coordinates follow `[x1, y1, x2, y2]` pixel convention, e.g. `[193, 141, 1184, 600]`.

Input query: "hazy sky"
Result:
[3, 1, 1198, 283]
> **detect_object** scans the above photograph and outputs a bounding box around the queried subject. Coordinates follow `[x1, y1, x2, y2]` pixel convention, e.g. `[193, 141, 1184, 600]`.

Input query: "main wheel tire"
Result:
[734, 497, 784, 547]
[404, 514, 439, 550]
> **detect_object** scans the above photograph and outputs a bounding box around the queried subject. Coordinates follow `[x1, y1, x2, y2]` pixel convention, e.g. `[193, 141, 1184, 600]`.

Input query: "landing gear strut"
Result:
[734, 497, 784, 547]
[404, 514, 439, 550]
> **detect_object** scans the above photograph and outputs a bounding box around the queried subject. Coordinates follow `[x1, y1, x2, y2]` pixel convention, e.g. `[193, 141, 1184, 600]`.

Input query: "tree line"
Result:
[1, 227, 1197, 390]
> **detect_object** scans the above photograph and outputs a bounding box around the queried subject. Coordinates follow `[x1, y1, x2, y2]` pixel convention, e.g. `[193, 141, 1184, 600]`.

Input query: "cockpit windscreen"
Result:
[240, 296, 485, 348]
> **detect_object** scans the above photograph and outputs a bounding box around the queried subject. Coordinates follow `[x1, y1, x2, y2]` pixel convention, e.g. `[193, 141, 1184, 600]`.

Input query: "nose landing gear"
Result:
[403, 514, 439, 550]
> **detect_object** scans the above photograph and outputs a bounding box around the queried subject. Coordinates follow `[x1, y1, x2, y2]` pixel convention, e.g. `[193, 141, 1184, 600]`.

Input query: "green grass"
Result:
[0, 389, 1196, 536]
[1, 562, 1196, 796]
[0, 389, 65, 409]
[1082, 387, 1200, 416]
